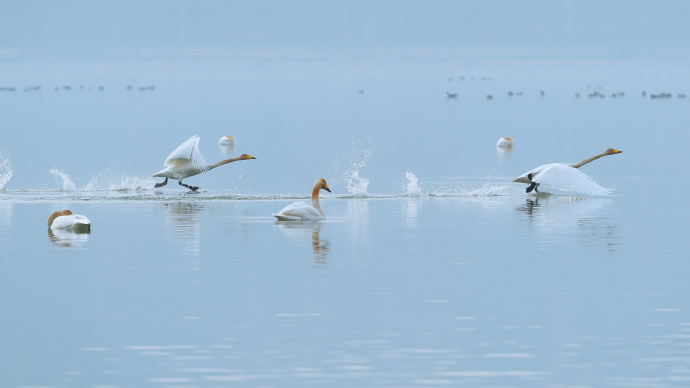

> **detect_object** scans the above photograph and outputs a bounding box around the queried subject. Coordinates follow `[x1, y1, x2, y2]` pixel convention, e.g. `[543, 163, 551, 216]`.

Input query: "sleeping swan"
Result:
[513, 148, 622, 195]
[496, 137, 513, 147]
[219, 135, 237, 145]
[273, 178, 331, 221]
[47, 210, 91, 232]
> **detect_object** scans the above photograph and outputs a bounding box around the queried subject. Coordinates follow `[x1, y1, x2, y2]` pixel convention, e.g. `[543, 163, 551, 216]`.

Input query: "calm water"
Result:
[1, 63, 690, 387]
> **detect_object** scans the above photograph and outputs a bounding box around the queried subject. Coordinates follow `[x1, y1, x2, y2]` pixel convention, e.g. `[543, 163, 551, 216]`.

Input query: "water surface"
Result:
[1, 63, 689, 387]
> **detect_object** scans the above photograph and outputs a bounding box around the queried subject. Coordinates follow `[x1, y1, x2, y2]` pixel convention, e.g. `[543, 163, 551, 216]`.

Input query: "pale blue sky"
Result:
[1, 0, 689, 63]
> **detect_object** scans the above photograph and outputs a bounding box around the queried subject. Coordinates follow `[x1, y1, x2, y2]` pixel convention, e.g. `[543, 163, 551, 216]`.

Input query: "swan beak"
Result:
[324, 185, 331, 193]
[613, 149, 622, 154]
[247, 155, 257, 159]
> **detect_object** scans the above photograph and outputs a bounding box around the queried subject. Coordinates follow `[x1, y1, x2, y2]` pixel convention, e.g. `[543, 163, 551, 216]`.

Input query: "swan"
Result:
[273, 178, 331, 221]
[513, 148, 622, 195]
[153, 135, 256, 191]
[47, 210, 91, 232]
[219, 135, 237, 145]
[496, 137, 513, 147]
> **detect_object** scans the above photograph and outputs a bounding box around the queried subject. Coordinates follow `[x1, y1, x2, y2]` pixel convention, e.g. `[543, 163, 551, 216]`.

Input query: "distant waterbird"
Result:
[219, 135, 237, 145]
[513, 148, 622, 195]
[153, 135, 256, 192]
[47, 210, 91, 232]
[446, 91, 458, 99]
[496, 137, 513, 148]
[273, 179, 331, 221]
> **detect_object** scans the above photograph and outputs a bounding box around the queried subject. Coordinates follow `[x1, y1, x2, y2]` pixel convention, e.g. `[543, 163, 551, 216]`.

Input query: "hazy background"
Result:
[2, 1, 689, 68]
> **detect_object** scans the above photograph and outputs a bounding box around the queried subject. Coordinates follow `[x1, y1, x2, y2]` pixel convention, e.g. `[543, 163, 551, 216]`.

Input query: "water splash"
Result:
[0, 152, 12, 190]
[343, 146, 372, 197]
[403, 172, 424, 196]
[50, 168, 77, 192]
[82, 170, 155, 191]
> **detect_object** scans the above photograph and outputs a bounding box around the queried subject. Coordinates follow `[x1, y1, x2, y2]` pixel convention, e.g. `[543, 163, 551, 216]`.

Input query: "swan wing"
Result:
[51, 214, 91, 230]
[164, 135, 208, 171]
[534, 164, 611, 195]
[273, 202, 324, 220]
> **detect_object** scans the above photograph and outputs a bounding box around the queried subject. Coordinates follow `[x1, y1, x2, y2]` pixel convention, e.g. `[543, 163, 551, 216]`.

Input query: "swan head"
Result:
[316, 178, 331, 192]
[238, 154, 256, 160]
[605, 148, 622, 155]
[47, 210, 72, 227]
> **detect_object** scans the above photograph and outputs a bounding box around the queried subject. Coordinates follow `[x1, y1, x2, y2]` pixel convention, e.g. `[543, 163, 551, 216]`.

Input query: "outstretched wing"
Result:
[534, 164, 612, 196]
[164, 135, 208, 171]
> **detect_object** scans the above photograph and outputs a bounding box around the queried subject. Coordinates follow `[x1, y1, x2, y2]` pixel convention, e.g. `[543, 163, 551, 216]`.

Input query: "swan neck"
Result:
[570, 152, 606, 168]
[207, 157, 240, 170]
[47, 213, 58, 227]
[310, 185, 324, 216]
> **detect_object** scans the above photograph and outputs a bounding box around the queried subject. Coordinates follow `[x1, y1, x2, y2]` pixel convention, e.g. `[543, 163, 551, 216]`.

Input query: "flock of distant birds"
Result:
[446, 88, 688, 100]
[0, 85, 155, 92]
[46, 133, 621, 233]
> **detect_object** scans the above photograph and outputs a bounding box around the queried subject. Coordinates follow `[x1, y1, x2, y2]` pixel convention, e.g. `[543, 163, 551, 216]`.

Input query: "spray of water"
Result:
[403, 171, 424, 196]
[343, 148, 372, 197]
[0, 152, 12, 190]
[50, 168, 77, 192]
[82, 170, 155, 191]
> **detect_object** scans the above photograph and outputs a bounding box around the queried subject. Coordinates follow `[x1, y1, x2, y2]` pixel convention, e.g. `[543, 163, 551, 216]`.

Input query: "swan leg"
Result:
[179, 180, 199, 192]
[154, 178, 168, 188]
[525, 174, 537, 193]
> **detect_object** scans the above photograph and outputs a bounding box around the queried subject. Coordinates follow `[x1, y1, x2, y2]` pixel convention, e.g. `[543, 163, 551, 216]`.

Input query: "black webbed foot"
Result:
[526, 182, 537, 193]
[154, 178, 168, 188]
[179, 181, 199, 192]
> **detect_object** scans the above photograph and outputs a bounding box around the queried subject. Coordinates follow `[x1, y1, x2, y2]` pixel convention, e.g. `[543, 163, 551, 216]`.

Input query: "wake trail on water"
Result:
[3, 162, 523, 201]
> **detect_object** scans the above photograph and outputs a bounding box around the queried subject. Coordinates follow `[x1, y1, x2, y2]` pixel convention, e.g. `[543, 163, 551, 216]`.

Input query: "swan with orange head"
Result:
[47, 210, 91, 232]
[273, 178, 331, 221]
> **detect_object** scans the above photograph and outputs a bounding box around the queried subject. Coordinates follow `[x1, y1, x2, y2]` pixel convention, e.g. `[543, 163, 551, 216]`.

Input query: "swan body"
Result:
[273, 178, 331, 221]
[496, 137, 513, 147]
[219, 135, 236, 145]
[513, 148, 622, 195]
[47, 210, 91, 232]
[153, 135, 256, 191]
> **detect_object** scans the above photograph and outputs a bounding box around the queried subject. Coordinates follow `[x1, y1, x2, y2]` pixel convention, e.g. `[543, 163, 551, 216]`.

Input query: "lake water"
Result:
[1, 62, 690, 387]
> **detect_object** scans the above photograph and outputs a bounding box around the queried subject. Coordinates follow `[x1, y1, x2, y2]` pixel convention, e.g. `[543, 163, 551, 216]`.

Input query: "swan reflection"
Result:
[516, 196, 618, 251]
[275, 221, 330, 265]
[0, 202, 12, 247]
[497, 146, 512, 164]
[47, 228, 90, 249]
[219, 144, 235, 155]
[163, 202, 202, 257]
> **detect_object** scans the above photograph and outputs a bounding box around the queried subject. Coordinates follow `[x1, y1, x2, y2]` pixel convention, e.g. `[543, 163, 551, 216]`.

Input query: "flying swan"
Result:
[153, 135, 256, 191]
[47, 210, 91, 232]
[273, 178, 331, 221]
[513, 148, 622, 195]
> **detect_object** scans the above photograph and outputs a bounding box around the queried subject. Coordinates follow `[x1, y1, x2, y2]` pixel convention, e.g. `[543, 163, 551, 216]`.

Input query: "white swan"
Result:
[273, 178, 331, 221]
[219, 135, 237, 145]
[47, 210, 91, 232]
[513, 148, 622, 195]
[153, 135, 256, 191]
[496, 137, 513, 147]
